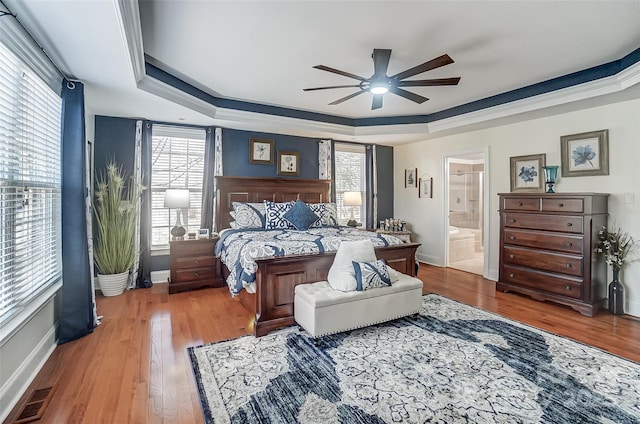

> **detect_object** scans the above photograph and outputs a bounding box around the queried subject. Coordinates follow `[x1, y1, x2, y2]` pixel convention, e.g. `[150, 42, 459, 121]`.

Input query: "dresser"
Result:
[498, 193, 608, 316]
[169, 237, 224, 294]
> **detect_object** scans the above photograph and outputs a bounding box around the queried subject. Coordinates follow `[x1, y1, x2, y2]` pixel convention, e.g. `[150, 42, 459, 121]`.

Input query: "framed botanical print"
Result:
[249, 138, 274, 164]
[419, 176, 433, 198]
[405, 168, 417, 188]
[560, 129, 609, 177]
[277, 151, 300, 176]
[510, 153, 546, 192]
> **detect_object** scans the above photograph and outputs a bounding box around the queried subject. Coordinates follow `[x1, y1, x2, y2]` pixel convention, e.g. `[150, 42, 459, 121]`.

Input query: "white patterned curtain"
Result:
[319, 139, 332, 180]
[129, 120, 143, 289]
[213, 127, 223, 232]
[372, 144, 378, 227]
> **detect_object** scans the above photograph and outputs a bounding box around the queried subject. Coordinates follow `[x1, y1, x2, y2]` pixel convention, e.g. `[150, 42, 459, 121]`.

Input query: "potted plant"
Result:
[596, 226, 638, 314]
[93, 161, 142, 296]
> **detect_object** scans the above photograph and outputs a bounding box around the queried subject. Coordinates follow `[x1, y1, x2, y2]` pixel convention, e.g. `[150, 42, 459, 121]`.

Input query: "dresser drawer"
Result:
[174, 267, 217, 283]
[504, 213, 583, 234]
[503, 197, 540, 211]
[174, 241, 215, 256]
[502, 265, 583, 299]
[504, 229, 583, 254]
[175, 255, 216, 269]
[503, 246, 583, 277]
[541, 198, 584, 213]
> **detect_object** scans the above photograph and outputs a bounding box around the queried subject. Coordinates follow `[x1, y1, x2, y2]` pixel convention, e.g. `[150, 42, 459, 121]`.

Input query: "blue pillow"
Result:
[352, 259, 392, 291]
[283, 199, 320, 230]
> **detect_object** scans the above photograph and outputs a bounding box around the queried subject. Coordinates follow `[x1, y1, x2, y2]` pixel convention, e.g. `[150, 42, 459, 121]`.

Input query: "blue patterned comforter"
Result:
[215, 227, 403, 295]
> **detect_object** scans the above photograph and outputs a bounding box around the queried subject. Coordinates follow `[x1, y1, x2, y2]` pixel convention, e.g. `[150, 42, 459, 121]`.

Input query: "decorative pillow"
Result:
[264, 200, 295, 230]
[327, 239, 376, 291]
[308, 202, 339, 227]
[283, 199, 320, 230]
[352, 259, 392, 291]
[231, 202, 266, 229]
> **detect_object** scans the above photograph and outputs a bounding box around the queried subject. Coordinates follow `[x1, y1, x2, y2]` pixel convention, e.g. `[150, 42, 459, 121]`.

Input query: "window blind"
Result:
[151, 125, 206, 248]
[334, 143, 367, 224]
[0, 42, 62, 324]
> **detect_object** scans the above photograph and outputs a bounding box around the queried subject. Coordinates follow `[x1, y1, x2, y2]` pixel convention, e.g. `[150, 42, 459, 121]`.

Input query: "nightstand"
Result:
[169, 237, 224, 294]
[376, 230, 412, 243]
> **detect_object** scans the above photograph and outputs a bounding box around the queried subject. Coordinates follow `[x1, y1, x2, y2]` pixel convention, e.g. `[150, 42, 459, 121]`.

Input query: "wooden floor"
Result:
[5, 265, 640, 424]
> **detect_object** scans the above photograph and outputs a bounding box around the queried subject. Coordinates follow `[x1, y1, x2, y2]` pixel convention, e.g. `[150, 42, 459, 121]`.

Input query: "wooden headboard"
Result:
[215, 176, 332, 231]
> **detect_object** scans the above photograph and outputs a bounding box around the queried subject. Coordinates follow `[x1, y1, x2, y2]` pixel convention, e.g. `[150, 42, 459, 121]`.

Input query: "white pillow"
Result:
[327, 239, 376, 291]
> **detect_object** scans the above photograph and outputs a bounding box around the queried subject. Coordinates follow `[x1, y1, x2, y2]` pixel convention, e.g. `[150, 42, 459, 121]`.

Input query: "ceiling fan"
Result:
[304, 49, 460, 110]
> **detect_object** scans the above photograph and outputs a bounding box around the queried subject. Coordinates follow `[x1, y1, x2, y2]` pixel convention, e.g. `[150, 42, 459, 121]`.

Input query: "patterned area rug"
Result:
[188, 294, 640, 423]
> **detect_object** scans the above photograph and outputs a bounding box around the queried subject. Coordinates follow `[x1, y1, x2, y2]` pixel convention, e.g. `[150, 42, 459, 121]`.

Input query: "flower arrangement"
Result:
[93, 161, 143, 275]
[596, 226, 638, 271]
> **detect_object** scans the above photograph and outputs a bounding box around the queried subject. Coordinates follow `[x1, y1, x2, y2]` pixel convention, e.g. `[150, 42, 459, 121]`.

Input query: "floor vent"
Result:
[14, 385, 57, 424]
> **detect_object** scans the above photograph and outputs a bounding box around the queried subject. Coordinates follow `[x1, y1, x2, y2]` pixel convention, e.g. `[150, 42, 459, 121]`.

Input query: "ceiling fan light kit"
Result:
[304, 48, 461, 110]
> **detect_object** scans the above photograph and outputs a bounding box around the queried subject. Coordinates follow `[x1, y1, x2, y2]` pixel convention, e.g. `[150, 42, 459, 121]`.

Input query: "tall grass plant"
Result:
[93, 161, 142, 275]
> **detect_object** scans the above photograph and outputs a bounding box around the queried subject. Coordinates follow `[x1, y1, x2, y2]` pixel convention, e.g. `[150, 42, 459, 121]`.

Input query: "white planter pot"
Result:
[98, 271, 129, 297]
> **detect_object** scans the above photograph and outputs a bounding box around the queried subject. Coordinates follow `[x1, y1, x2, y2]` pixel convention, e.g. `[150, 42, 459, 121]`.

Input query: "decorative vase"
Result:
[608, 269, 625, 315]
[98, 271, 129, 297]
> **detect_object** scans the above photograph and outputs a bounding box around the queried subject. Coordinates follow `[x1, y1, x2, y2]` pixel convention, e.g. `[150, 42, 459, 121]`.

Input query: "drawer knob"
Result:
[566, 222, 573, 227]
[194, 272, 199, 277]
[510, 219, 516, 223]
[565, 285, 572, 291]
[517, 202, 523, 207]
[509, 273, 515, 278]
[510, 236, 516, 240]
[559, 203, 564, 207]
[195, 260, 200, 265]
[566, 242, 573, 247]
[509, 254, 515, 259]
[565, 263, 572, 268]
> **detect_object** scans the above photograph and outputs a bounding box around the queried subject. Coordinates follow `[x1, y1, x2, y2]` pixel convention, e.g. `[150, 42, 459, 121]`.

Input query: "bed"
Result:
[215, 176, 420, 336]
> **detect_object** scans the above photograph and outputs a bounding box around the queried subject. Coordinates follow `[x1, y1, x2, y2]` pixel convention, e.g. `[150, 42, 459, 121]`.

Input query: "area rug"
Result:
[188, 294, 640, 423]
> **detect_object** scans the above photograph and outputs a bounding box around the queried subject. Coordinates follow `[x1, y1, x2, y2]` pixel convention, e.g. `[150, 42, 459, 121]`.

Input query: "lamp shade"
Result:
[164, 189, 190, 208]
[343, 191, 362, 207]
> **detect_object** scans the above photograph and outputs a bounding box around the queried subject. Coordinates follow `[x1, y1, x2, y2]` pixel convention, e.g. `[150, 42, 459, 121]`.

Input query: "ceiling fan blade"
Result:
[389, 87, 429, 104]
[371, 94, 383, 110]
[390, 54, 454, 81]
[303, 84, 362, 91]
[328, 90, 365, 105]
[313, 65, 367, 82]
[372, 49, 391, 79]
[398, 77, 461, 87]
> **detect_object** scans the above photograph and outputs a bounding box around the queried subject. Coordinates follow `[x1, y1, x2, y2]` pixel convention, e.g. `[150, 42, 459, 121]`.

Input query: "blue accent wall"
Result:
[223, 129, 319, 178]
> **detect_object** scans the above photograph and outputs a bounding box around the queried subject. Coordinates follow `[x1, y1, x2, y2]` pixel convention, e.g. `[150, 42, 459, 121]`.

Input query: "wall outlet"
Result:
[624, 192, 635, 204]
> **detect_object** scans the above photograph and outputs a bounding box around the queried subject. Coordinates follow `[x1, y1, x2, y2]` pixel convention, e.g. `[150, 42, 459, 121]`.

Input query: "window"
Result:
[334, 143, 367, 225]
[150, 125, 206, 249]
[0, 42, 63, 324]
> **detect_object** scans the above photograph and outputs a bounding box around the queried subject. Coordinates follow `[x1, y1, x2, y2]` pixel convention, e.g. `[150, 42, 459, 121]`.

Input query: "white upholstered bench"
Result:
[294, 273, 423, 338]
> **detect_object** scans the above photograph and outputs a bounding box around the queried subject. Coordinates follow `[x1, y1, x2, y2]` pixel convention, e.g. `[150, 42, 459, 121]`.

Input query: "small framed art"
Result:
[510, 153, 546, 192]
[249, 138, 274, 164]
[277, 151, 300, 176]
[560, 129, 609, 177]
[419, 176, 433, 198]
[405, 168, 417, 188]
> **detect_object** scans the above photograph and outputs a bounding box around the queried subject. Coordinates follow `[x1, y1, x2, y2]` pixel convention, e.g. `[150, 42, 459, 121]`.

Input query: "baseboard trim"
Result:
[0, 325, 57, 423]
[150, 270, 170, 284]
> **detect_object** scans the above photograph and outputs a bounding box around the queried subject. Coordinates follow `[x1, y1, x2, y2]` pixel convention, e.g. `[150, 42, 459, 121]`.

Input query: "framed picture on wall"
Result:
[277, 151, 300, 176]
[419, 176, 433, 198]
[249, 138, 274, 164]
[560, 129, 609, 177]
[510, 153, 546, 192]
[405, 168, 417, 188]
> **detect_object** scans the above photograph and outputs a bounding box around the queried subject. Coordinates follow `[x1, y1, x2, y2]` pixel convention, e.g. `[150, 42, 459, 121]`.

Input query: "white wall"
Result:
[394, 97, 640, 316]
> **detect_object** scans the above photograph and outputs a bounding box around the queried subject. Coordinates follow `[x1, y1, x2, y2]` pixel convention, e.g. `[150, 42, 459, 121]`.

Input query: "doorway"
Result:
[445, 150, 487, 276]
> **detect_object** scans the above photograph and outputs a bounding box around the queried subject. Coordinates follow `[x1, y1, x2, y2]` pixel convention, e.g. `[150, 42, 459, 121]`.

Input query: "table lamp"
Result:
[343, 191, 362, 227]
[164, 189, 190, 240]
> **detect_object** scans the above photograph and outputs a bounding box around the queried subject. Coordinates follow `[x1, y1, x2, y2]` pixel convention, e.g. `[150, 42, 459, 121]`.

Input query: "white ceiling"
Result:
[4, 0, 640, 144]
